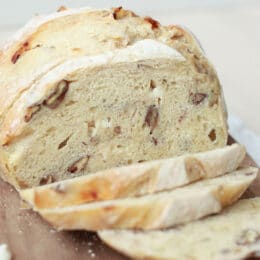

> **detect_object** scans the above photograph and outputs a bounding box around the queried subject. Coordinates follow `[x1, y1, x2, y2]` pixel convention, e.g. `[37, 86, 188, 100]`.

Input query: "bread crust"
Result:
[20, 144, 245, 209]
[36, 168, 257, 231]
[99, 197, 260, 260]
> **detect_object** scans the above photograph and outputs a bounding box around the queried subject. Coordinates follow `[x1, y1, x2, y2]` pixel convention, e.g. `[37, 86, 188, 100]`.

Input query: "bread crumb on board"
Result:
[0, 244, 12, 260]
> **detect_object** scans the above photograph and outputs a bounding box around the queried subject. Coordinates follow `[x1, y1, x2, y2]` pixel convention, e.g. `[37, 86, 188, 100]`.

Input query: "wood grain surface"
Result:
[0, 138, 259, 260]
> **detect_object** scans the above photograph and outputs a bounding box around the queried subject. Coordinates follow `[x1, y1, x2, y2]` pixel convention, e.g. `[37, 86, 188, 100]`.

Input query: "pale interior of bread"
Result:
[5, 52, 226, 187]
[0, 8, 166, 122]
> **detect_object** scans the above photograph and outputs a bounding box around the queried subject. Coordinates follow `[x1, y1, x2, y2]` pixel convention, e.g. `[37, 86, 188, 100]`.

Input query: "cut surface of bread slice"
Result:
[20, 144, 245, 209]
[99, 197, 260, 260]
[36, 167, 257, 231]
[0, 6, 208, 127]
[0, 7, 228, 189]
[0, 37, 227, 189]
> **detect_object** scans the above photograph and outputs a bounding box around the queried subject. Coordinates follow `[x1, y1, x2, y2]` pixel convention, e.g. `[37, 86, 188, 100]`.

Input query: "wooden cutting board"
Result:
[0, 138, 259, 260]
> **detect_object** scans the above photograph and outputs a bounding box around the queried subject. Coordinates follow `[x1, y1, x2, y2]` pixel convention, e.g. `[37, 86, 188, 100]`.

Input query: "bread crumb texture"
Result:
[0, 7, 227, 188]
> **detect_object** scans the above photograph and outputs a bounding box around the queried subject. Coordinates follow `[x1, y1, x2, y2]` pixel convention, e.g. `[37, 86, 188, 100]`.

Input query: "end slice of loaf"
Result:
[35, 167, 257, 231]
[99, 197, 260, 260]
[20, 144, 245, 209]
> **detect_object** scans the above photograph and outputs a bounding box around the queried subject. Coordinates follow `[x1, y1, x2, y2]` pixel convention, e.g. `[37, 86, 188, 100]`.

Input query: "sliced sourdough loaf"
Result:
[99, 197, 260, 260]
[34, 167, 257, 231]
[20, 144, 245, 209]
[0, 7, 228, 189]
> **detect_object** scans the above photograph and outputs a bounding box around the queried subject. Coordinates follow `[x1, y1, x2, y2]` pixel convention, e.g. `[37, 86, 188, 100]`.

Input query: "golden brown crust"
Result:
[36, 168, 257, 231]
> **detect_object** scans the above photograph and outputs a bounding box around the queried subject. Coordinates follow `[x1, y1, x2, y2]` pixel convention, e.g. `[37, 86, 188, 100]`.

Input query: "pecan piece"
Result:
[208, 129, 216, 141]
[39, 174, 55, 185]
[88, 120, 95, 128]
[11, 41, 30, 64]
[152, 137, 158, 145]
[138, 160, 146, 163]
[150, 80, 156, 90]
[17, 179, 29, 189]
[144, 105, 159, 134]
[114, 126, 121, 134]
[44, 80, 69, 109]
[190, 92, 208, 105]
[68, 156, 90, 174]
[58, 136, 71, 149]
[112, 6, 137, 19]
[57, 6, 67, 12]
[144, 17, 160, 30]
[24, 105, 41, 122]
[171, 31, 184, 40]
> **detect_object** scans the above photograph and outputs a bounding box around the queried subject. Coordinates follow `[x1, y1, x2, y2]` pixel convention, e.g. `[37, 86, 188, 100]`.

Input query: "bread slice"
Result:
[0, 7, 228, 189]
[20, 144, 245, 209]
[99, 198, 260, 260]
[35, 167, 257, 231]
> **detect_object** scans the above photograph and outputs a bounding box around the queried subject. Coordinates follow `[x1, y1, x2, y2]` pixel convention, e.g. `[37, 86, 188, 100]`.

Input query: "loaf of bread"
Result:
[34, 168, 256, 231]
[20, 144, 245, 209]
[99, 197, 260, 260]
[0, 7, 228, 188]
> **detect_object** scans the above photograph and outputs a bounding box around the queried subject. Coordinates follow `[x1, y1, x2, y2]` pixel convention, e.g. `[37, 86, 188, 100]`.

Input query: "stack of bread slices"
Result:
[0, 6, 259, 259]
[20, 144, 260, 259]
